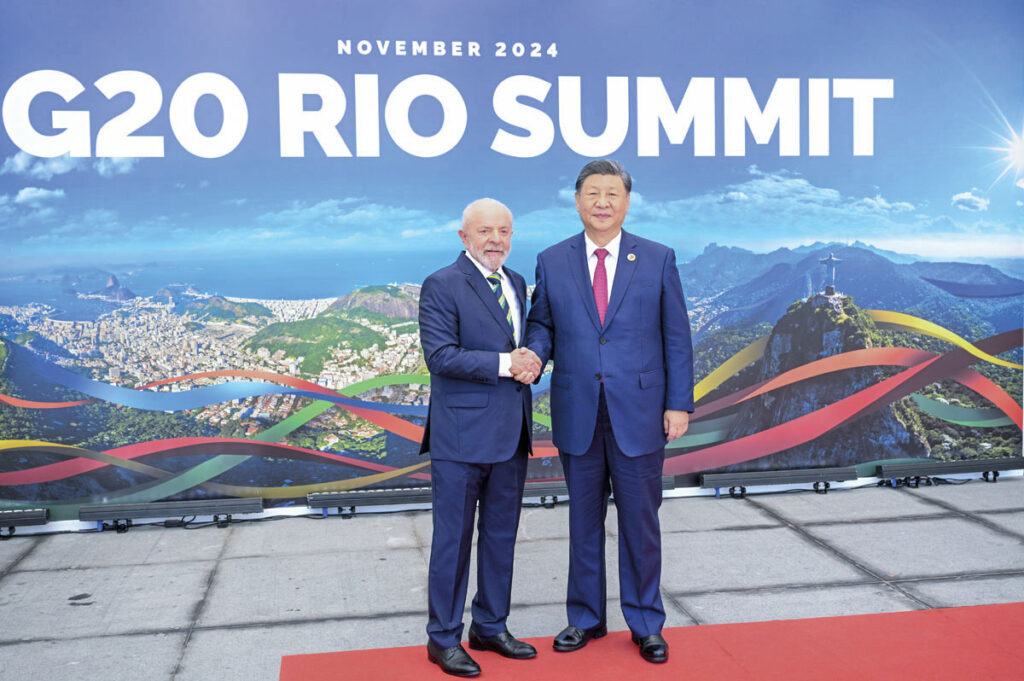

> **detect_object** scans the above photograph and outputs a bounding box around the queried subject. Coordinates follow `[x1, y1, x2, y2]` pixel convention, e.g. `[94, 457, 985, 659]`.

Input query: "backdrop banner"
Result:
[1, 0, 1021, 520]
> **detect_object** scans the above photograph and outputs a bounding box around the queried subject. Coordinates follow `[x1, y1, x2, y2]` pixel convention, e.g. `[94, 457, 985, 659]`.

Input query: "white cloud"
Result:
[82, 208, 119, 224]
[871, 231, 1023, 258]
[513, 166, 1014, 259]
[1, 152, 32, 175]
[517, 167, 855, 243]
[14, 187, 65, 205]
[257, 199, 438, 236]
[401, 220, 460, 239]
[251, 229, 289, 240]
[27, 207, 58, 221]
[1015, 178, 1024, 191]
[1, 151, 84, 180]
[47, 208, 121, 237]
[94, 157, 140, 177]
[857, 194, 915, 213]
[739, 168, 842, 204]
[223, 198, 248, 206]
[0, 195, 15, 222]
[950, 190, 989, 212]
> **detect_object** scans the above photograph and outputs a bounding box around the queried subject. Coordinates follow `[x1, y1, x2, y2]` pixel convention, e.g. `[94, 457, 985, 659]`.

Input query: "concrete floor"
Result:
[1, 477, 1022, 681]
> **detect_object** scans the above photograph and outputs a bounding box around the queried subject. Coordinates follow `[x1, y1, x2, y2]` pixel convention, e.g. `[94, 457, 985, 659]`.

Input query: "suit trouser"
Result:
[427, 450, 529, 648]
[560, 387, 666, 636]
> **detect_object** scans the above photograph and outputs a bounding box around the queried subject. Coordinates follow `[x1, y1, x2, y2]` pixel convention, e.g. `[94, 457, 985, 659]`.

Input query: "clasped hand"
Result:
[510, 347, 541, 384]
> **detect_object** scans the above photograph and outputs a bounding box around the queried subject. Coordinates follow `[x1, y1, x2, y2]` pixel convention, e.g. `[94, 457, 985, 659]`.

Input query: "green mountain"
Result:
[328, 284, 419, 319]
[12, 331, 72, 358]
[245, 308, 387, 376]
[717, 294, 1020, 470]
[185, 296, 272, 323]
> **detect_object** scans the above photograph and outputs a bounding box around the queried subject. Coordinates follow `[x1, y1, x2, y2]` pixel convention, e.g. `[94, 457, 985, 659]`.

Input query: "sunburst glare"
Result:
[980, 116, 1024, 185]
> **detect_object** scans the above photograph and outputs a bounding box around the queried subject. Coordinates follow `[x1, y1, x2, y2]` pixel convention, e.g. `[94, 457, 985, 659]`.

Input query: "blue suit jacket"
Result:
[418, 253, 533, 463]
[526, 231, 694, 457]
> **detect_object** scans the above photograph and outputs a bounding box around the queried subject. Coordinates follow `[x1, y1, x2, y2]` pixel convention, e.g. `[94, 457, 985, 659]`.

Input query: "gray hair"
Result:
[574, 159, 632, 193]
[461, 197, 513, 230]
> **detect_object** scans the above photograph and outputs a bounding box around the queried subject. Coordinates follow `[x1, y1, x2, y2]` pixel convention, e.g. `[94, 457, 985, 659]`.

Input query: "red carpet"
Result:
[280, 602, 1024, 680]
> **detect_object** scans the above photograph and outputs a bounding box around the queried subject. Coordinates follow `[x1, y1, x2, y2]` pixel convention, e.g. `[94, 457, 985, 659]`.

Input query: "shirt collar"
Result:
[585, 231, 622, 260]
[464, 250, 505, 281]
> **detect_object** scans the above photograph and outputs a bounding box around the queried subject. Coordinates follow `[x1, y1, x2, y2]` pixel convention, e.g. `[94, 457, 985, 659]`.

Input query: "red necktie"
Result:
[593, 248, 609, 325]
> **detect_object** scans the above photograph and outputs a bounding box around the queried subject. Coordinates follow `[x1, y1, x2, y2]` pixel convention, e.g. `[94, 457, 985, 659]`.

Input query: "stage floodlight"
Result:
[0, 508, 49, 539]
[700, 467, 859, 498]
[78, 498, 263, 532]
[308, 487, 434, 517]
[307, 477, 676, 515]
[878, 457, 1024, 487]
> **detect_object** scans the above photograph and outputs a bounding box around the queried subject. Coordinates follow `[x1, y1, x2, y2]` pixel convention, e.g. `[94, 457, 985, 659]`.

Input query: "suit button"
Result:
[599, 337, 608, 344]
[594, 373, 602, 380]
[516, 385, 522, 392]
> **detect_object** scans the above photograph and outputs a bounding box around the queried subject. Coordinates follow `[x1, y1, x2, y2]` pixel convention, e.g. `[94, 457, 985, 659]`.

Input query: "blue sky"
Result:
[1, 0, 1021, 274]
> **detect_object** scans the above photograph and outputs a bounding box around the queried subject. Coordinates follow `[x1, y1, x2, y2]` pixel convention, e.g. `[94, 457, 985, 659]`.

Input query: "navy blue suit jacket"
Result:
[526, 231, 694, 457]
[418, 252, 533, 463]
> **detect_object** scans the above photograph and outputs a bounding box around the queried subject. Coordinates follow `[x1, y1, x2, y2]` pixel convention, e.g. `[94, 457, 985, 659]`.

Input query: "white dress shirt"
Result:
[585, 231, 622, 299]
[464, 251, 521, 377]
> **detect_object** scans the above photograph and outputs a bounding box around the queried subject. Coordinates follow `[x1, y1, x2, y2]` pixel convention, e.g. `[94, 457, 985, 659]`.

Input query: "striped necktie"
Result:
[487, 272, 514, 329]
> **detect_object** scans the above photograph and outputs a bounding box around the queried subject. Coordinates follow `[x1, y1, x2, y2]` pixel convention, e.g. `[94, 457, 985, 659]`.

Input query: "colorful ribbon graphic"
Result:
[664, 329, 1022, 475]
[0, 311, 1019, 514]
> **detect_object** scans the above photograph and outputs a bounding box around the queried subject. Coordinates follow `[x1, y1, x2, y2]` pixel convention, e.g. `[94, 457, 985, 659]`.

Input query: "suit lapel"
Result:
[458, 253, 516, 344]
[603, 231, 638, 329]
[512, 272, 527, 347]
[568, 234, 602, 331]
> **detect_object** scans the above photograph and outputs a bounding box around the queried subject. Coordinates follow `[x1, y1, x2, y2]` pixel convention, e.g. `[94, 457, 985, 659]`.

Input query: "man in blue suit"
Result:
[525, 160, 694, 664]
[419, 198, 542, 677]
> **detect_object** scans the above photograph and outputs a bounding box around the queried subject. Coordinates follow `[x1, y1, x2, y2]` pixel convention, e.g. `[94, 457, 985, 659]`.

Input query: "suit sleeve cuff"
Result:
[498, 352, 512, 378]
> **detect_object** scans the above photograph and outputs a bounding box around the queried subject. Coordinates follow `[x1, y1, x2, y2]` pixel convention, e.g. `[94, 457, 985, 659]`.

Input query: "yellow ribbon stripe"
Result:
[867, 310, 1022, 370]
[204, 461, 433, 498]
[0, 439, 80, 450]
[693, 336, 769, 403]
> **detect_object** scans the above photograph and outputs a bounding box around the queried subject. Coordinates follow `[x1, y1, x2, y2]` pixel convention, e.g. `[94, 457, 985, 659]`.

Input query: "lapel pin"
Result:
[627, 253, 636, 262]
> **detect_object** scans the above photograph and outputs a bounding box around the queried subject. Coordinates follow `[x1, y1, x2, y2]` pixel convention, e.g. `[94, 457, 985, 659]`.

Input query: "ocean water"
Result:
[0, 249, 542, 320]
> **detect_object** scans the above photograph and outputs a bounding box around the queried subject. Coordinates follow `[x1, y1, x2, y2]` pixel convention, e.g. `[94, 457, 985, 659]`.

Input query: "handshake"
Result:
[510, 347, 542, 384]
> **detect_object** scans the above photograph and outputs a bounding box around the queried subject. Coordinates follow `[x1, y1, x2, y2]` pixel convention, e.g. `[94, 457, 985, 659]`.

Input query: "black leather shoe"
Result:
[631, 632, 669, 663]
[468, 627, 537, 659]
[552, 623, 608, 652]
[426, 641, 481, 677]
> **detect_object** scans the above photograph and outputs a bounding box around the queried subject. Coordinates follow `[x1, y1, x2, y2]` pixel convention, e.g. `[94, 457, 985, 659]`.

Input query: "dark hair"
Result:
[574, 159, 632, 193]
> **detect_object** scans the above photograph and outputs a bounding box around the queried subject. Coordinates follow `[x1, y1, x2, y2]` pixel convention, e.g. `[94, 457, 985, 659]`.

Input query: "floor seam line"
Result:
[744, 498, 935, 610]
[170, 525, 233, 680]
[896, 488, 1024, 542]
[0, 533, 47, 582]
